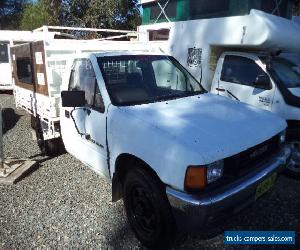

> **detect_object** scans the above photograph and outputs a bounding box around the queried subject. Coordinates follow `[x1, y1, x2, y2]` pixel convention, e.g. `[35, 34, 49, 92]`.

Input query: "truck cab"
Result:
[211, 51, 300, 178]
[60, 51, 290, 248]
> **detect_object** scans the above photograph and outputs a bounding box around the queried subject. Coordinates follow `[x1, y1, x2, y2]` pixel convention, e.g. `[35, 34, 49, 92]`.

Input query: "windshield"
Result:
[97, 55, 204, 106]
[271, 58, 300, 89]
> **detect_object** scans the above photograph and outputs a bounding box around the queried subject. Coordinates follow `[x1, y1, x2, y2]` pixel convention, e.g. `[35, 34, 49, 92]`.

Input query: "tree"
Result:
[0, 0, 27, 29]
[65, 0, 141, 30]
[19, 0, 141, 32]
[20, 0, 63, 30]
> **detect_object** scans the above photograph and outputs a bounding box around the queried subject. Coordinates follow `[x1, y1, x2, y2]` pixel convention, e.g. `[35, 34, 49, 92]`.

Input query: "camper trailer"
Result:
[138, 0, 300, 178]
[0, 29, 72, 91]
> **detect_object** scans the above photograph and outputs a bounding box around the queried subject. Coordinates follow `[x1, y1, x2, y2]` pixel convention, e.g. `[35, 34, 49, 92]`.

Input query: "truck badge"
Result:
[250, 145, 268, 159]
[187, 48, 202, 67]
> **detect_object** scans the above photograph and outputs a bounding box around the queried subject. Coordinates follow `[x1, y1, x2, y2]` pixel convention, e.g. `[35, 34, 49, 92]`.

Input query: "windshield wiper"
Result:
[155, 91, 201, 102]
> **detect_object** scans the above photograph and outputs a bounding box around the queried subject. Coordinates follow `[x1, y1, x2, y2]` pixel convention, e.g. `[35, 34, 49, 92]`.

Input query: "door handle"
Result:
[65, 110, 70, 118]
[216, 87, 225, 92]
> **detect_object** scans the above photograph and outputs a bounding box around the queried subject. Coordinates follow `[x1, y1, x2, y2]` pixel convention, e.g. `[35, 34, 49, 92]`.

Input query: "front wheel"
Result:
[123, 168, 176, 249]
[285, 141, 300, 179]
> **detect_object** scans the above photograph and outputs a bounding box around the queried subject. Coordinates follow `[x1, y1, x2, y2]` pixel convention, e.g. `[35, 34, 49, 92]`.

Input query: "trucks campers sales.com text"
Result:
[224, 231, 296, 245]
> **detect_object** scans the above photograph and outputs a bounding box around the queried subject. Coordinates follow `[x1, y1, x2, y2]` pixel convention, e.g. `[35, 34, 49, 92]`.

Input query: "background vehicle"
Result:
[210, 52, 300, 178]
[138, 0, 300, 178]
[0, 29, 71, 91]
[60, 51, 290, 247]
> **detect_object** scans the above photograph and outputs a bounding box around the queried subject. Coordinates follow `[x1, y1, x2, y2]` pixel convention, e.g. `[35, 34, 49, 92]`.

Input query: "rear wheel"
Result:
[285, 141, 300, 179]
[30, 115, 38, 130]
[33, 116, 63, 156]
[123, 167, 176, 249]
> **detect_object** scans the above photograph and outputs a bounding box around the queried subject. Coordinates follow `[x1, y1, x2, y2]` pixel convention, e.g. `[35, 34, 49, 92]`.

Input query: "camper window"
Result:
[0, 43, 9, 63]
[221, 55, 267, 87]
[16, 57, 33, 84]
[149, 29, 170, 41]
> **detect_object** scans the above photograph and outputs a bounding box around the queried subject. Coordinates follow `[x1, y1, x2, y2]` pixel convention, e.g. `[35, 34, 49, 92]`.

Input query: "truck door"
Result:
[61, 58, 109, 178]
[0, 42, 12, 88]
[216, 55, 275, 111]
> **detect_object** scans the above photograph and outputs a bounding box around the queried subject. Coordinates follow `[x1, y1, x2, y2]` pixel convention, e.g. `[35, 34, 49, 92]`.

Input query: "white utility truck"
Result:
[0, 29, 72, 91]
[10, 30, 290, 246]
[60, 50, 290, 247]
[138, 0, 300, 178]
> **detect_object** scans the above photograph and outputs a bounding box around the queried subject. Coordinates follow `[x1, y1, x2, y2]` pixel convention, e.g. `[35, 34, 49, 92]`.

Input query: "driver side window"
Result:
[69, 59, 105, 112]
[221, 55, 267, 87]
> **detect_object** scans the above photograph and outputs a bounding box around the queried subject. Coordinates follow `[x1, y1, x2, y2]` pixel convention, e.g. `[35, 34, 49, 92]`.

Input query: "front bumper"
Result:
[166, 146, 291, 230]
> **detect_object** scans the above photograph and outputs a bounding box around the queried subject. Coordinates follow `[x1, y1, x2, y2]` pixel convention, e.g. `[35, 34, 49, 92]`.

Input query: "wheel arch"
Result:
[111, 153, 162, 202]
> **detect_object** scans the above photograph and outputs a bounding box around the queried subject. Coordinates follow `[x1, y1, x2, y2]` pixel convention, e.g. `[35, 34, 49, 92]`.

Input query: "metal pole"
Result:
[0, 105, 4, 169]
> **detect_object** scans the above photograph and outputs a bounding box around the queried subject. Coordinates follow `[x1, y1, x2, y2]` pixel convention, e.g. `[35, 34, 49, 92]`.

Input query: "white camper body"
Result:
[138, 8, 300, 177]
[0, 30, 64, 90]
[138, 9, 300, 90]
[11, 35, 153, 154]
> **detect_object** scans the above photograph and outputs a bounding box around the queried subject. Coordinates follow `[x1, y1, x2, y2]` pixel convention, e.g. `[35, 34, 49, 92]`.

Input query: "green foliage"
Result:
[20, 0, 62, 30]
[4, 0, 141, 31]
[64, 0, 141, 30]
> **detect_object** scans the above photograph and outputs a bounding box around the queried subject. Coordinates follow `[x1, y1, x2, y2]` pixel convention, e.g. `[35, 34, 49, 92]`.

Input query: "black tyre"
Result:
[123, 167, 176, 249]
[44, 138, 64, 156]
[31, 115, 38, 130]
[285, 141, 300, 179]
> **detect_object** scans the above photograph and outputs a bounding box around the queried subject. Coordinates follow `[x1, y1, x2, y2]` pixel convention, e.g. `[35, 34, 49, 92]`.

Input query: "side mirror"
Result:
[61, 90, 85, 107]
[254, 75, 272, 90]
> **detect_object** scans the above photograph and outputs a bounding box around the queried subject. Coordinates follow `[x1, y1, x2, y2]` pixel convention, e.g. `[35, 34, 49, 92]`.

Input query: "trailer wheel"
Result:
[123, 167, 176, 249]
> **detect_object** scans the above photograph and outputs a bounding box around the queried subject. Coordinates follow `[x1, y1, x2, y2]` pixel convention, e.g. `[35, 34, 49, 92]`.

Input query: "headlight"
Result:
[185, 160, 224, 191]
[207, 160, 224, 184]
[279, 130, 286, 145]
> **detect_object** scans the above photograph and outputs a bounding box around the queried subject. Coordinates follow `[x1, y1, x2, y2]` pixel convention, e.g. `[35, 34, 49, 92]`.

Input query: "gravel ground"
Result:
[0, 92, 299, 249]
